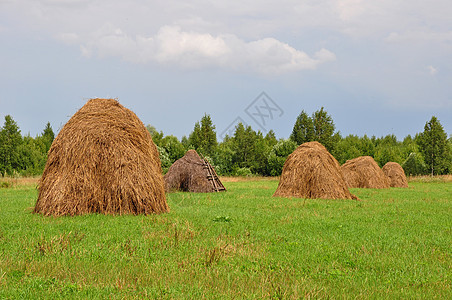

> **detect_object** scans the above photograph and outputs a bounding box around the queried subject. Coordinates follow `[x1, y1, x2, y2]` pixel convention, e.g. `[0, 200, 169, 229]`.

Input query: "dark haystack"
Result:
[34, 98, 168, 216]
[164, 150, 226, 193]
[273, 141, 357, 200]
[382, 162, 408, 188]
[341, 156, 390, 189]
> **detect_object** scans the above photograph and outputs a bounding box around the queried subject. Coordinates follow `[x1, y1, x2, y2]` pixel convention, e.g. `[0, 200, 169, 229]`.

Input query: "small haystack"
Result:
[341, 156, 390, 189]
[164, 150, 226, 193]
[34, 98, 168, 216]
[382, 162, 408, 188]
[273, 141, 357, 200]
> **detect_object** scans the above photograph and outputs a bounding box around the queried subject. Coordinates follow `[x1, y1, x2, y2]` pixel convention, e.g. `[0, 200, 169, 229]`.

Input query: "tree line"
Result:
[0, 116, 54, 176]
[1, 108, 450, 177]
[151, 109, 451, 176]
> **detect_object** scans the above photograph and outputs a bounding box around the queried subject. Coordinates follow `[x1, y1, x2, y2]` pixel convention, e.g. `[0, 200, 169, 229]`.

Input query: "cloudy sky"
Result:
[1, 0, 451, 140]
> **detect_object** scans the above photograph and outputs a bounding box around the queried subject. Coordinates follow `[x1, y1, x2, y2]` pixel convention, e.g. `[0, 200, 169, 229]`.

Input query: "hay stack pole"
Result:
[34, 98, 168, 216]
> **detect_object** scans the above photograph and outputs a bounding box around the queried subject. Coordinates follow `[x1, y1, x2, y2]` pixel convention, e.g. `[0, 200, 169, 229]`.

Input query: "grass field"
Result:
[0, 178, 451, 299]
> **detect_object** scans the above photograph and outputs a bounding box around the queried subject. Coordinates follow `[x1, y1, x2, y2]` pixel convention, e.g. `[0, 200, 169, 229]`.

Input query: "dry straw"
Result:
[341, 156, 390, 189]
[382, 162, 408, 188]
[164, 149, 225, 193]
[273, 141, 357, 200]
[34, 98, 168, 216]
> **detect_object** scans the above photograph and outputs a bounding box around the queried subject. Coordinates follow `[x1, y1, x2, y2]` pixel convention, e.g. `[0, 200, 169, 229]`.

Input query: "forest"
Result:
[0, 108, 450, 177]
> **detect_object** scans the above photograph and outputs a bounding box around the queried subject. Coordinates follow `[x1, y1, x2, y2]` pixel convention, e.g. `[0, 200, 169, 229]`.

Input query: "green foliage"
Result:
[188, 121, 202, 149]
[290, 110, 314, 145]
[188, 114, 217, 157]
[233, 167, 253, 177]
[213, 127, 279, 176]
[333, 135, 361, 164]
[448, 137, 452, 173]
[17, 136, 47, 176]
[373, 135, 403, 167]
[264, 130, 278, 147]
[199, 114, 218, 156]
[1, 112, 450, 177]
[181, 135, 189, 148]
[146, 125, 164, 146]
[312, 107, 338, 152]
[374, 146, 402, 167]
[417, 116, 449, 175]
[156, 145, 172, 173]
[231, 123, 257, 169]
[267, 139, 297, 176]
[401, 135, 419, 159]
[333, 134, 377, 164]
[160, 135, 186, 163]
[0, 120, 55, 176]
[360, 135, 376, 156]
[0, 115, 23, 175]
[41, 122, 55, 153]
[402, 152, 427, 176]
[213, 138, 235, 175]
[146, 125, 187, 172]
[250, 132, 272, 175]
[290, 107, 338, 153]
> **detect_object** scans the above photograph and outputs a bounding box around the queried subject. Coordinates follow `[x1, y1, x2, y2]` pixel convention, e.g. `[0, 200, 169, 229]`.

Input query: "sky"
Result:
[1, 0, 451, 140]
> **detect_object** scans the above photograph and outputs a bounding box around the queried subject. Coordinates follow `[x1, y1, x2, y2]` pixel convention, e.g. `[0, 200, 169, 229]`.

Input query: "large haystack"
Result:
[382, 162, 408, 188]
[273, 141, 357, 200]
[34, 98, 168, 216]
[164, 150, 226, 193]
[341, 156, 390, 189]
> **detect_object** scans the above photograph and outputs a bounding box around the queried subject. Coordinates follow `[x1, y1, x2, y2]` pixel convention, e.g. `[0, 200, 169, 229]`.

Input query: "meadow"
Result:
[0, 177, 451, 299]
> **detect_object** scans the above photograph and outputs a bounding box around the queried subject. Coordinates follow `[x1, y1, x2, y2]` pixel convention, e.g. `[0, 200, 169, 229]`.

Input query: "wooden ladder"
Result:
[200, 154, 226, 192]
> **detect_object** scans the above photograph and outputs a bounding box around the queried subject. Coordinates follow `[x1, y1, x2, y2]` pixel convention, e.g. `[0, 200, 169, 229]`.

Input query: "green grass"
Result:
[0, 180, 451, 299]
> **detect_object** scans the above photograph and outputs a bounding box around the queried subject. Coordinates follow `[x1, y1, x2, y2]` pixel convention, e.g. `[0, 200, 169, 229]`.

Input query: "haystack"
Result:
[34, 98, 168, 216]
[273, 141, 357, 200]
[382, 162, 408, 188]
[341, 156, 390, 189]
[164, 150, 226, 193]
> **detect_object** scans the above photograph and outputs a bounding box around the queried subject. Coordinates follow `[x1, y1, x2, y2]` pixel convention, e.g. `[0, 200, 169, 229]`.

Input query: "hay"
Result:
[273, 141, 357, 200]
[382, 162, 408, 188]
[164, 150, 226, 193]
[34, 98, 168, 216]
[341, 156, 390, 189]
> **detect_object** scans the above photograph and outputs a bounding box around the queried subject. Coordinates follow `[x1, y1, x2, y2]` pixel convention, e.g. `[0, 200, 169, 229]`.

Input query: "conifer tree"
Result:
[0, 115, 22, 175]
[290, 110, 314, 145]
[188, 114, 217, 157]
[417, 116, 449, 175]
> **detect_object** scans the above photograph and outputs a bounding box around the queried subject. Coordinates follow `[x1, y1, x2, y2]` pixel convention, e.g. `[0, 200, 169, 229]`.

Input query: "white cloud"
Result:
[77, 25, 335, 74]
[154, 26, 230, 64]
[5, 0, 452, 36]
[427, 65, 438, 76]
[2, 0, 451, 77]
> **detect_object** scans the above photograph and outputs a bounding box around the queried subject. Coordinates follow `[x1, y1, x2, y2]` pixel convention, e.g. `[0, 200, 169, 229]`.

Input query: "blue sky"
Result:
[1, 0, 451, 140]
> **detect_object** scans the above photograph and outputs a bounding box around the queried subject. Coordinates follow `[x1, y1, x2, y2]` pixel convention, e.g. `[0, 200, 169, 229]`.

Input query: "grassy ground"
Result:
[0, 178, 451, 299]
